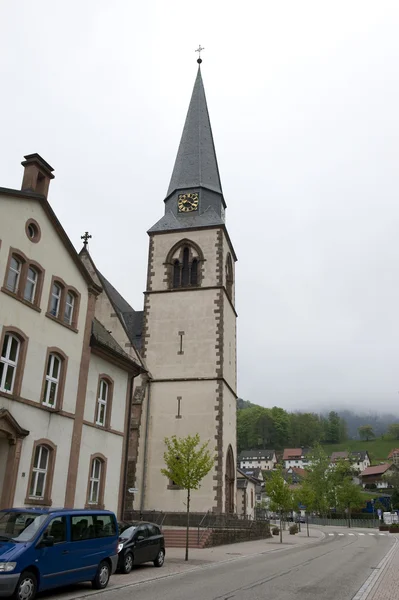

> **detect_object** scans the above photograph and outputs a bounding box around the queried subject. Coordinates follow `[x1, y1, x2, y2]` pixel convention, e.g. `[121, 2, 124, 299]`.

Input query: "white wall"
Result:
[76, 424, 124, 514]
[0, 196, 88, 415]
[1, 397, 74, 507]
[84, 355, 128, 432]
[143, 380, 218, 512]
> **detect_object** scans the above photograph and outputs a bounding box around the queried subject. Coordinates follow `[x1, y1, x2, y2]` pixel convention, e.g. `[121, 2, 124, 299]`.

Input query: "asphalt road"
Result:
[90, 531, 394, 600]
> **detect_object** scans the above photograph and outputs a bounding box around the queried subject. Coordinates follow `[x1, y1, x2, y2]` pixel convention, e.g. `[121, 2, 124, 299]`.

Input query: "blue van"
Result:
[0, 508, 119, 600]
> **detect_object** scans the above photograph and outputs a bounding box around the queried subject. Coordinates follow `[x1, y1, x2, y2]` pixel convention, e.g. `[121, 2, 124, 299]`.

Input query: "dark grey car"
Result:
[117, 522, 165, 574]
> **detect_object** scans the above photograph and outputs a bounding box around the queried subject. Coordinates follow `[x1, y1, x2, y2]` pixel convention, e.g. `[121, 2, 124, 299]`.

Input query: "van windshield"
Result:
[0, 511, 48, 542]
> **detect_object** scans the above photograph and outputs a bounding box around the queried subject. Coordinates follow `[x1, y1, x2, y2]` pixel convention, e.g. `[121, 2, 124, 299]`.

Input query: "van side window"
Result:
[42, 516, 67, 544]
[71, 514, 116, 541]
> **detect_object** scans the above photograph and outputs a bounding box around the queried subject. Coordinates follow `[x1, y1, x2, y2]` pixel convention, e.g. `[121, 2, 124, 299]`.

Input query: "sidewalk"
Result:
[47, 528, 324, 600]
[365, 536, 399, 600]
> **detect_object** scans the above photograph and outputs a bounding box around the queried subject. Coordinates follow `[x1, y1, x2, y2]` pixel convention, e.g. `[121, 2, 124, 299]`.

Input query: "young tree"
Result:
[336, 479, 364, 527]
[294, 483, 316, 537]
[161, 434, 213, 561]
[358, 425, 375, 441]
[266, 467, 293, 543]
[305, 445, 331, 516]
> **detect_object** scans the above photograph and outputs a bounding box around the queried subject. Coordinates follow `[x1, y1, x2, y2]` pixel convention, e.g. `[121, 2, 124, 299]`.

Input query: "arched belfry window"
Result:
[226, 253, 233, 300]
[167, 240, 204, 289]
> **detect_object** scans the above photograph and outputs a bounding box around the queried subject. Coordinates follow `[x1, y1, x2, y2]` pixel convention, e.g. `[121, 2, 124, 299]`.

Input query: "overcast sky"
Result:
[1, 1, 399, 413]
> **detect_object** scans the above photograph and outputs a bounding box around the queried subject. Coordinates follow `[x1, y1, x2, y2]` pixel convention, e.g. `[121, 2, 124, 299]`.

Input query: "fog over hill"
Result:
[327, 410, 399, 439]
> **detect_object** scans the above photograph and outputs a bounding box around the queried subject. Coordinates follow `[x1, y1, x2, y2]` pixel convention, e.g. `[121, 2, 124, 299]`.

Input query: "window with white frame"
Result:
[6, 257, 22, 293]
[23, 267, 38, 303]
[64, 292, 75, 325]
[88, 458, 102, 504]
[42, 354, 61, 407]
[0, 334, 20, 393]
[29, 445, 49, 499]
[50, 283, 62, 317]
[96, 380, 108, 426]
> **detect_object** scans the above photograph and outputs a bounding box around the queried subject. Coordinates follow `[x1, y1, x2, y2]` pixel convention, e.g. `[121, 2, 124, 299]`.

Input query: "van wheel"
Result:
[154, 549, 165, 567]
[14, 571, 37, 600]
[121, 552, 134, 574]
[92, 561, 110, 589]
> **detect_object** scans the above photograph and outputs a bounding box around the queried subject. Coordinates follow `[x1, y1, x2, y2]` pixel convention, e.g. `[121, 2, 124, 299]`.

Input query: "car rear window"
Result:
[71, 514, 116, 541]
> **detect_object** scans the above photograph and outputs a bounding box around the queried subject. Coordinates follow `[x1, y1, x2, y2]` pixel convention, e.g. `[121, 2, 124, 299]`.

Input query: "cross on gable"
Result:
[81, 231, 92, 248]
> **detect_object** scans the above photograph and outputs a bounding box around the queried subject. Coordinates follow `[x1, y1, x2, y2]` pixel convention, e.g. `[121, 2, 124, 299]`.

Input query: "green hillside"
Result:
[321, 437, 397, 463]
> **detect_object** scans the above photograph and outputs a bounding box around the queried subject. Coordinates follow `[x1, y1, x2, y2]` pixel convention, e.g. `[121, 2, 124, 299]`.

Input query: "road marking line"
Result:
[338, 533, 344, 536]
[368, 533, 375, 536]
[349, 533, 355, 536]
[358, 533, 365, 535]
[328, 533, 334, 536]
[379, 533, 386, 536]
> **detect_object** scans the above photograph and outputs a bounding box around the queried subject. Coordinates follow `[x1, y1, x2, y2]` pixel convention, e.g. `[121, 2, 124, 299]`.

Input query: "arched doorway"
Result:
[0, 409, 29, 509]
[225, 445, 235, 514]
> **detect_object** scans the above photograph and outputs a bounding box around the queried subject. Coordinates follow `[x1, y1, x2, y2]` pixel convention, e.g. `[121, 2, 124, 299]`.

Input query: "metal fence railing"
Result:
[307, 517, 379, 528]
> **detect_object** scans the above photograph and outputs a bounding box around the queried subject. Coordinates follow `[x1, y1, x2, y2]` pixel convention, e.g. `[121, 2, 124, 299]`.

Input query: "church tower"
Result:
[137, 61, 237, 514]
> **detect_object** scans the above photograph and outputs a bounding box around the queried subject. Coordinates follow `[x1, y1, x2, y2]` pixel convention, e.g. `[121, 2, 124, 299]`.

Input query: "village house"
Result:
[330, 450, 370, 473]
[360, 463, 398, 489]
[388, 449, 399, 466]
[236, 468, 260, 519]
[239, 449, 277, 471]
[283, 448, 311, 469]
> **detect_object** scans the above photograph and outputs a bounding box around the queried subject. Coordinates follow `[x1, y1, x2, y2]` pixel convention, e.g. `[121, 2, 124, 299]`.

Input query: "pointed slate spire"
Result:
[166, 67, 223, 198]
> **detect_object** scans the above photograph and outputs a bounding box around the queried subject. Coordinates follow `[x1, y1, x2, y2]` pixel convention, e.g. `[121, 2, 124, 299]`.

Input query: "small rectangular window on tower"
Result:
[176, 396, 182, 419]
[177, 331, 184, 355]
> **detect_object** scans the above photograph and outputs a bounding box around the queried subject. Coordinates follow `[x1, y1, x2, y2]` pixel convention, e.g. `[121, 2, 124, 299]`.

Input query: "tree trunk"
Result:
[279, 511, 283, 544]
[185, 488, 190, 561]
[306, 512, 309, 537]
[348, 504, 351, 529]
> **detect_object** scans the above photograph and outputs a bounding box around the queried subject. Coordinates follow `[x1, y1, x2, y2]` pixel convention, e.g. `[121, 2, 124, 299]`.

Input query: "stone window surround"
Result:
[85, 452, 107, 509]
[25, 438, 57, 506]
[225, 252, 233, 301]
[1, 247, 45, 312]
[25, 218, 42, 244]
[39, 347, 68, 411]
[46, 275, 81, 333]
[164, 238, 205, 290]
[0, 325, 29, 397]
[93, 374, 114, 429]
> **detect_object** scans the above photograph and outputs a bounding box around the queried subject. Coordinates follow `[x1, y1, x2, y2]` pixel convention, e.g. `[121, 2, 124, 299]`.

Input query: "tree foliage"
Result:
[237, 405, 347, 452]
[388, 424, 399, 440]
[358, 425, 375, 441]
[265, 467, 293, 543]
[161, 434, 213, 561]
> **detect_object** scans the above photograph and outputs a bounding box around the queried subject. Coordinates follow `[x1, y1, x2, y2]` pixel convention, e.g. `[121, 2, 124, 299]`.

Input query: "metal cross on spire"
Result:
[195, 45, 205, 64]
[81, 231, 92, 248]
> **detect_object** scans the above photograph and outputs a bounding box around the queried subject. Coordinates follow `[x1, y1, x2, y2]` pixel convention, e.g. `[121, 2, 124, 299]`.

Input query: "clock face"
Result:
[178, 193, 199, 212]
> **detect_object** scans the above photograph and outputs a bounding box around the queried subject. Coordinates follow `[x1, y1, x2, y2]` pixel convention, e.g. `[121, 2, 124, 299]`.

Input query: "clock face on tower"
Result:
[178, 192, 199, 212]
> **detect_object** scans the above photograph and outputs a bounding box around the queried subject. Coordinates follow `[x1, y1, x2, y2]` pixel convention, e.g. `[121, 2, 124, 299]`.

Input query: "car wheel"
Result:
[92, 560, 110, 589]
[121, 552, 134, 574]
[154, 549, 165, 567]
[14, 571, 37, 600]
